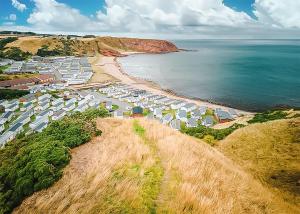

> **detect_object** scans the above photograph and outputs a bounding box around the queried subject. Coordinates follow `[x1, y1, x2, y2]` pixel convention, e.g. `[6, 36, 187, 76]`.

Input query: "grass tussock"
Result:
[218, 118, 300, 206]
[14, 118, 299, 214]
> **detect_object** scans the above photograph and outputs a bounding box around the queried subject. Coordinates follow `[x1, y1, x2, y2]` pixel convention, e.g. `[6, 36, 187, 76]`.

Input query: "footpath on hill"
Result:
[14, 118, 299, 214]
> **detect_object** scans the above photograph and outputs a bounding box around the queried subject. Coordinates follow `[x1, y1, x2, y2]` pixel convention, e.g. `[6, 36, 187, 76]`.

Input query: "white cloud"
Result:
[2, 0, 300, 38]
[27, 0, 104, 31]
[11, 0, 27, 12]
[96, 0, 253, 32]
[3, 22, 15, 26]
[4, 14, 17, 25]
[254, 0, 300, 28]
[9, 14, 17, 21]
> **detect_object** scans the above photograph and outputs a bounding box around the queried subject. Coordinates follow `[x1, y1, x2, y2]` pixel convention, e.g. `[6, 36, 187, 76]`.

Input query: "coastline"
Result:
[94, 53, 253, 115]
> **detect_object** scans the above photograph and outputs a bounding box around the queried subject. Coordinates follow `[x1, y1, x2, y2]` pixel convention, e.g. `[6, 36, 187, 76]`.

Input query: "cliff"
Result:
[4, 36, 179, 57]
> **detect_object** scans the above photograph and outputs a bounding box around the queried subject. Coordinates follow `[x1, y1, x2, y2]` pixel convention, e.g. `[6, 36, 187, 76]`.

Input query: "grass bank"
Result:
[218, 118, 300, 206]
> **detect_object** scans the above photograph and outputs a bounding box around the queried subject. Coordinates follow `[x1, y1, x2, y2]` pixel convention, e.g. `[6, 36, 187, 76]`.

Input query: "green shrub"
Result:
[0, 37, 32, 61]
[0, 108, 109, 214]
[0, 65, 9, 74]
[0, 37, 18, 50]
[0, 89, 29, 100]
[182, 123, 245, 142]
[36, 38, 74, 57]
[0, 47, 32, 61]
[248, 110, 288, 124]
[36, 45, 62, 57]
[112, 104, 119, 111]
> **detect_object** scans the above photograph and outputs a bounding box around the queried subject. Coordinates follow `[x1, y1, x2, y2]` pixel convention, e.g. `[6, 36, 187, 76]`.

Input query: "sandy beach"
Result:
[92, 53, 253, 117]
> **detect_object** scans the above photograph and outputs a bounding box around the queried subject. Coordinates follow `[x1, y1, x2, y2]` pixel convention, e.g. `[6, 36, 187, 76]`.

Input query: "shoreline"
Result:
[95, 53, 254, 115]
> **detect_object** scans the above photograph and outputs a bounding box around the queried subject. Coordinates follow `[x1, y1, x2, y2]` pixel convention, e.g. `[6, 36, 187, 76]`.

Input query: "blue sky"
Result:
[0, 0, 299, 38]
[0, 0, 102, 25]
[0, 0, 254, 25]
[224, 0, 255, 17]
[0, 0, 255, 26]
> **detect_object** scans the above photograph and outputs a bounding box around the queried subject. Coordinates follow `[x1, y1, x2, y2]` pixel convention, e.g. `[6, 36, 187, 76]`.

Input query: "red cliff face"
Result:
[98, 37, 179, 56]
[100, 49, 125, 57]
[120, 38, 179, 53]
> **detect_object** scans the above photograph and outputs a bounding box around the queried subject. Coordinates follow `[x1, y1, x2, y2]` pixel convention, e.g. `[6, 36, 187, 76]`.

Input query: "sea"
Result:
[118, 40, 300, 111]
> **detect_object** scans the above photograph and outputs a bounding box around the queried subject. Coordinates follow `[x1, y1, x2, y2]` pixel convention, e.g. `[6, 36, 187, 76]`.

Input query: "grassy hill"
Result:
[218, 118, 300, 207]
[3, 36, 178, 57]
[13, 118, 298, 214]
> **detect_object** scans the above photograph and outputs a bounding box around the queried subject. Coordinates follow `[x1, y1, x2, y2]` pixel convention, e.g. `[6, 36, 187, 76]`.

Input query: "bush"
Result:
[0, 37, 31, 61]
[0, 65, 9, 74]
[182, 123, 245, 142]
[0, 37, 18, 50]
[36, 39, 74, 57]
[0, 47, 32, 61]
[0, 89, 29, 100]
[248, 110, 288, 124]
[37, 45, 62, 57]
[0, 108, 108, 214]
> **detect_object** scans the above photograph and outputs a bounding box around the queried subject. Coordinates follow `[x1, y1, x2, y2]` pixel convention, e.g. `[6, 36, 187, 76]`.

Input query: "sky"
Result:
[0, 0, 300, 39]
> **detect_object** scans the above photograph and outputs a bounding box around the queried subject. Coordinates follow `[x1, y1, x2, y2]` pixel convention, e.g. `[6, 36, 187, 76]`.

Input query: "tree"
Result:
[0, 108, 108, 214]
[0, 105, 4, 113]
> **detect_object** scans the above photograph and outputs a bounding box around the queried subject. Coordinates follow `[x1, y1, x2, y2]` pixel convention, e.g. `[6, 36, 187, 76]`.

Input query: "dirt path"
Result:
[14, 118, 298, 214]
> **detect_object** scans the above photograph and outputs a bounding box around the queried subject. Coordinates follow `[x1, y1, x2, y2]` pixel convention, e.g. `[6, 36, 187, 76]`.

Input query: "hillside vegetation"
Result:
[14, 118, 298, 214]
[4, 36, 178, 57]
[0, 89, 29, 100]
[0, 37, 31, 61]
[218, 118, 300, 207]
[0, 108, 109, 214]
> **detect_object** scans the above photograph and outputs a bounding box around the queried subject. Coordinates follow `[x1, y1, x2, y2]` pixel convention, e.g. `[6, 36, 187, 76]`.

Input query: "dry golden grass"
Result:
[3, 35, 177, 57]
[14, 118, 299, 214]
[5, 36, 61, 54]
[14, 119, 153, 214]
[140, 119, 299, 213]
[3, 36, 127, 55]
[218, 118, 300, 207]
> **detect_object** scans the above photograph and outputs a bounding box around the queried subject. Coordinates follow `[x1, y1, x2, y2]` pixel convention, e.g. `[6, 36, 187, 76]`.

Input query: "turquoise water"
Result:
[118, 40, 300, 111]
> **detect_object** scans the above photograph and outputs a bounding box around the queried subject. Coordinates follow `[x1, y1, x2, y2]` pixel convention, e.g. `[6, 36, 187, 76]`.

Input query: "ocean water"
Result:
[118, 40, 300, 111]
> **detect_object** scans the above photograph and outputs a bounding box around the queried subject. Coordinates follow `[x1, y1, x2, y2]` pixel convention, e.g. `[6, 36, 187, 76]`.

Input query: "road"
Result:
[87, 90, 132, 112]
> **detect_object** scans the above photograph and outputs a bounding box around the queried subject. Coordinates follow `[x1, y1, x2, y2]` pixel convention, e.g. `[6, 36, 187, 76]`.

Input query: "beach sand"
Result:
[92, 53, 253, 119]
[88, 54, 117, 83]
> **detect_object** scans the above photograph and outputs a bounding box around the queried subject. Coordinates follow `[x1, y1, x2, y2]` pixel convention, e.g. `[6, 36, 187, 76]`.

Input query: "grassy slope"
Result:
[4, 36, 176, 56]
[14, 118, 298, 214]
[218, 118, 300, 207]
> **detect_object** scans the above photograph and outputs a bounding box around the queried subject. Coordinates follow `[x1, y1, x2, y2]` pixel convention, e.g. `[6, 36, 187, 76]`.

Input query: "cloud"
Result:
[11, 0, 27, 12]
[4, 14, 17, 25]
[27, 0, 104, 31]
[26, 0, 254, 33]
[3, 22, 15, 26]
[96, 0, 253, 32]
[254, 0, 300, 28]
[9, 14, 17, 21]
[2, 0, 300, 38]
